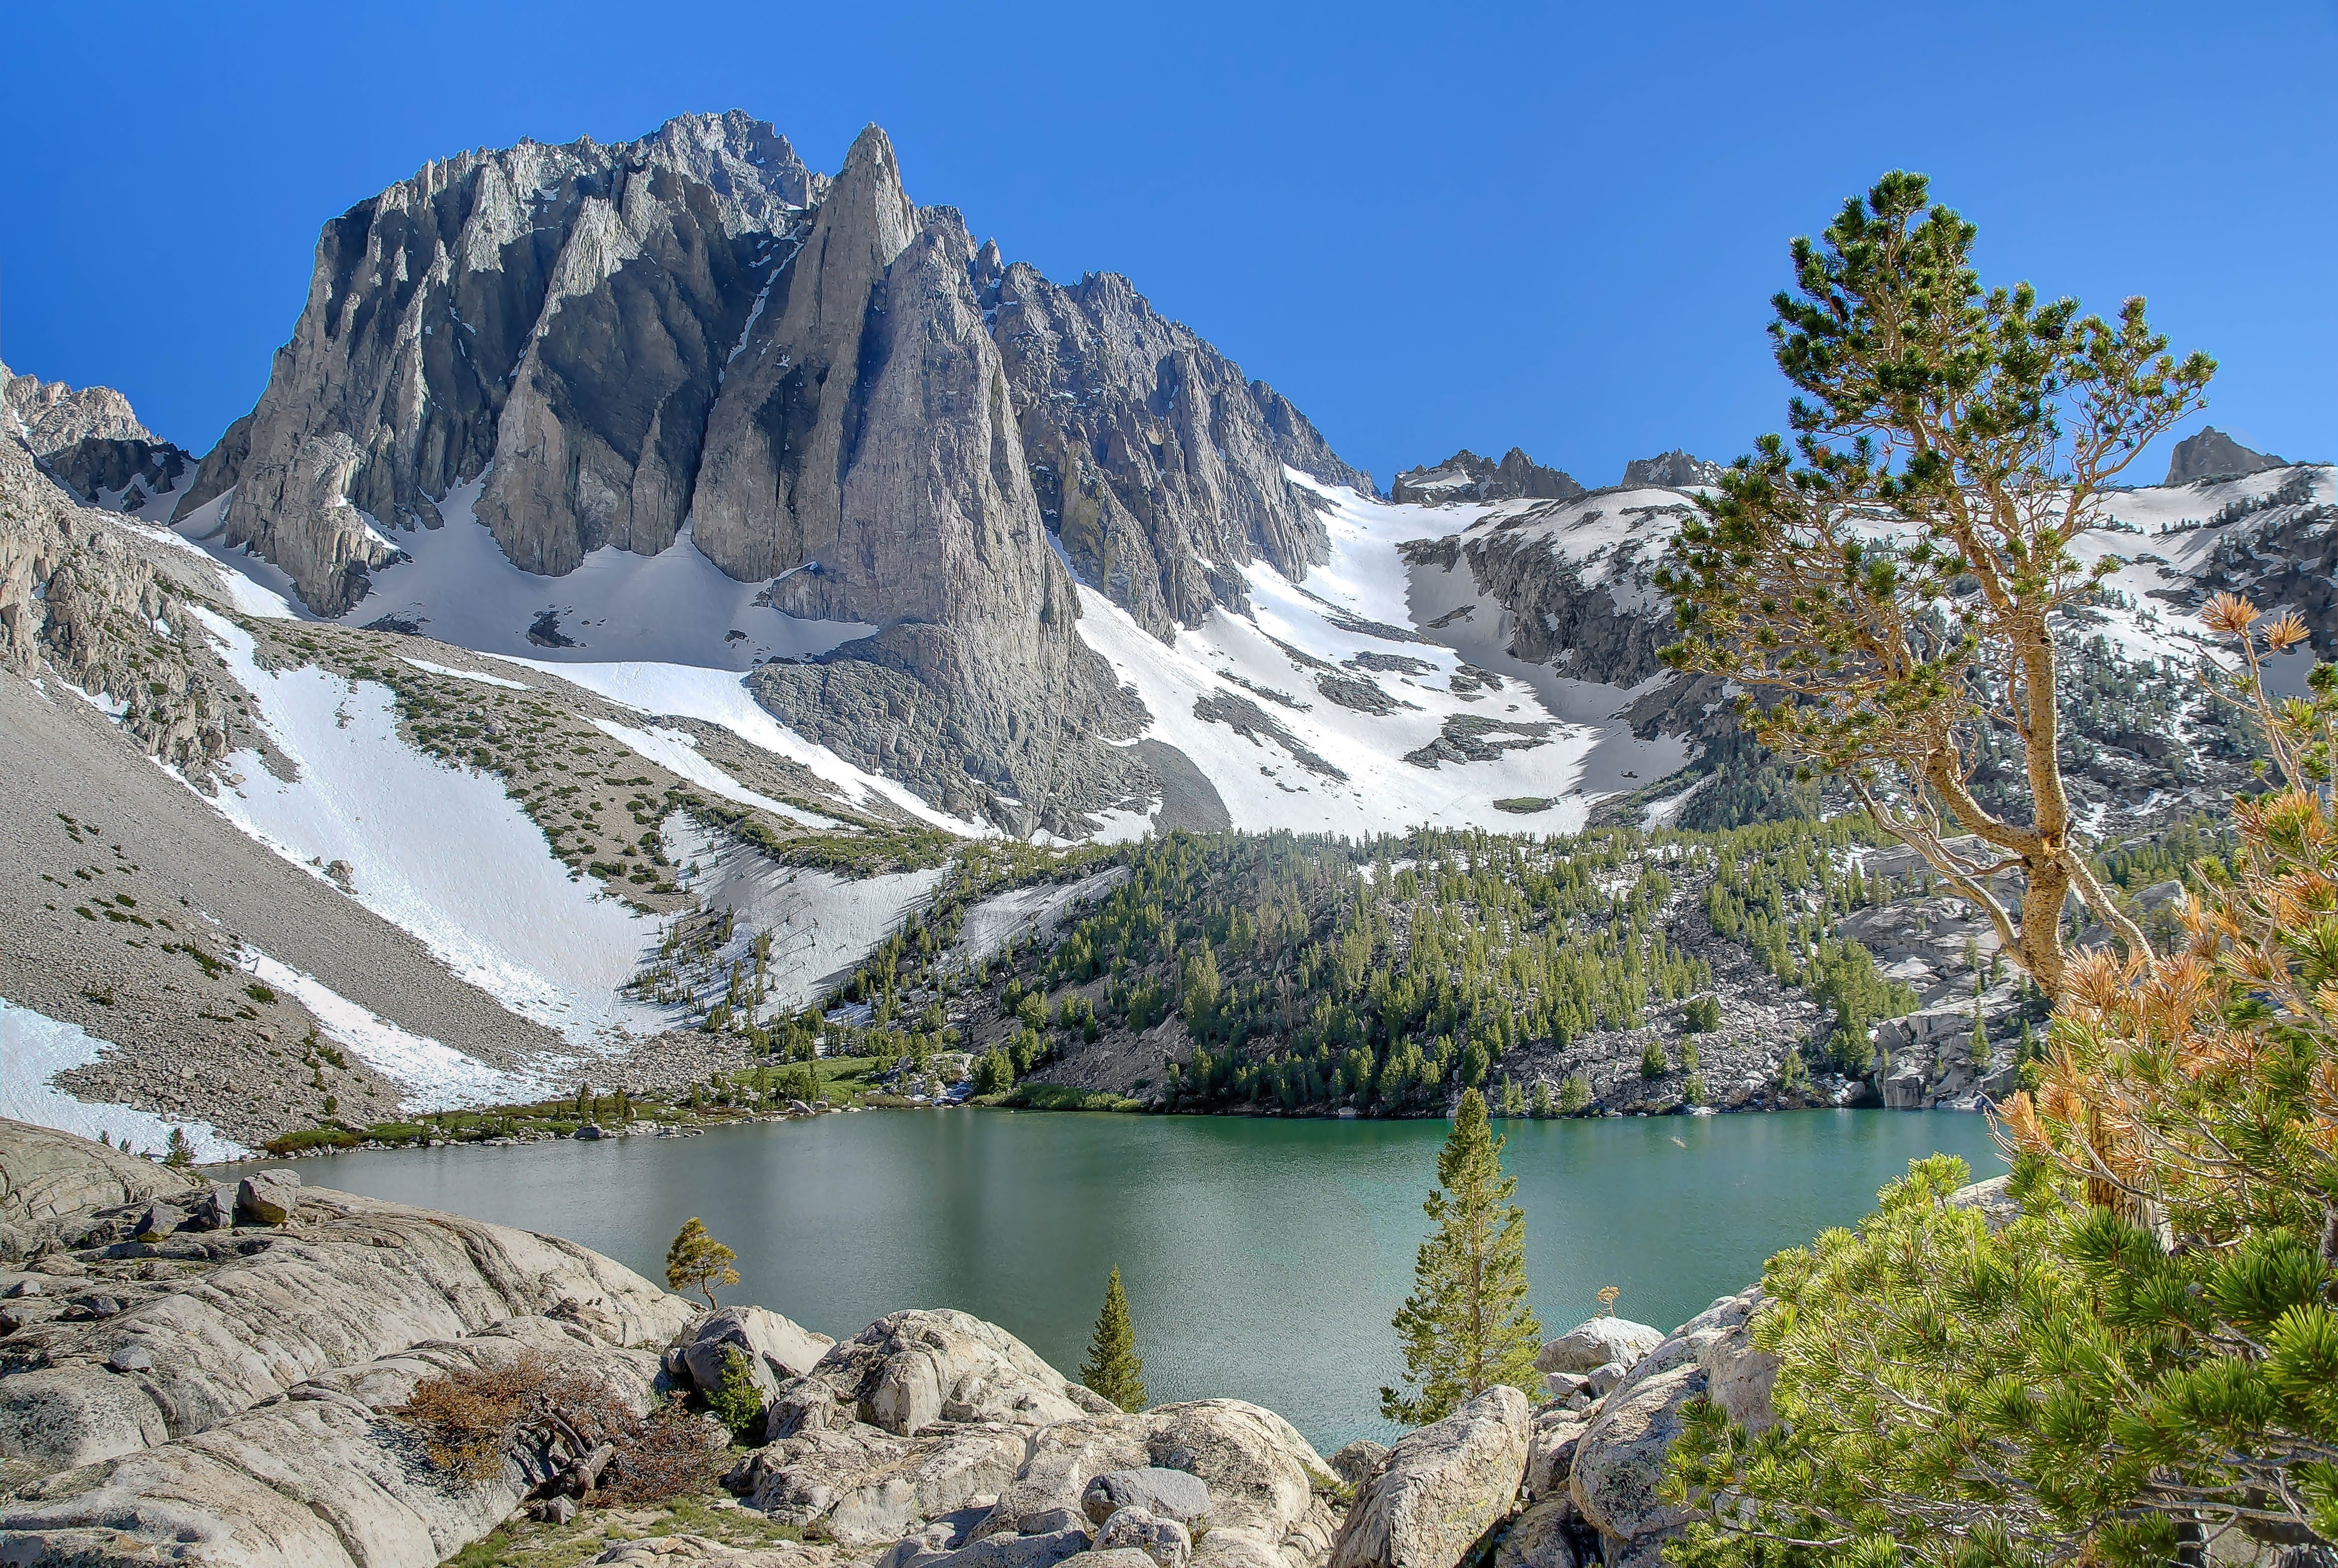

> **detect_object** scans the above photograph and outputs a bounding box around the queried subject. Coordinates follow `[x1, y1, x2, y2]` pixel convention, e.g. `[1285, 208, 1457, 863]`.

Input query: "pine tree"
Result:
[163, 1127, 195, 1168]
[1380, 1089, 1542, 1426]
[1079, 1265, 1145, 1411]
[664, 1216, 739, 1308]
[1653, 169, 2209, 1005]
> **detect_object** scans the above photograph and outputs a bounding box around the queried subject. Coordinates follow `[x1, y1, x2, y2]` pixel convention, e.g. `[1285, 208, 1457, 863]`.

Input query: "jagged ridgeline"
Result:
[171, 112, 1371, 836]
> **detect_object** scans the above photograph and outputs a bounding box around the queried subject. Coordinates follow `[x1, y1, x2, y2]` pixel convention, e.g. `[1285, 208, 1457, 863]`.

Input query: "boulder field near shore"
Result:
[0, 1114, 1914, 1568]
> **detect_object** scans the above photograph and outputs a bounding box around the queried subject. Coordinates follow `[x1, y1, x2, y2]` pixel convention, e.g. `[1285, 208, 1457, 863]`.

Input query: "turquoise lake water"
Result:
[271, 1107, 2002, 1452]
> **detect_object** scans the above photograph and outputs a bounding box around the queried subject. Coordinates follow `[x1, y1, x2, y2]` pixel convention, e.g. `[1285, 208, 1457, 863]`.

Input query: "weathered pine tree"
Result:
[1381, 1089, 1542, 1425]
[1079, 1265, 1146, 1411]
[1653, 170, 2213, 1005]
[664, 1217, 739, 1308]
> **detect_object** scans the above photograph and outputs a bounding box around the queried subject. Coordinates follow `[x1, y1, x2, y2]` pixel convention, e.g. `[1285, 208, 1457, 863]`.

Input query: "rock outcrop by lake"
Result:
[0, 1115, 1828, 1568]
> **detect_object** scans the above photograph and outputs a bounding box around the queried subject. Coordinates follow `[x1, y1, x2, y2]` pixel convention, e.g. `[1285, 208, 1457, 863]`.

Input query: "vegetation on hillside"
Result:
[801, 813, 1972, 1119]
[1671, 604, 2338, 1565]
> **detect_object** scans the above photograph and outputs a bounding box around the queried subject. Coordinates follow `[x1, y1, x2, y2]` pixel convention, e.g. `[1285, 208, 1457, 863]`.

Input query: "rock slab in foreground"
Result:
[1569, 1287, 1775, 1555]
[1327, 1385, 1530, 1568]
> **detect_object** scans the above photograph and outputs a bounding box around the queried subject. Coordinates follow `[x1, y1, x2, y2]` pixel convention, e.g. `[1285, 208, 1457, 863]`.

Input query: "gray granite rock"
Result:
[1568, 1288, 1775, 1553]
[1535, 1318, 1663, 1377]
[2166, 426, 2283, 484]
[1096, 1504, 1193, 1568]
[1327, 1440, 1388, 1489]
[1489, 1496, 1581, 1568]
[677, 1304, 836, 1406]
[235, 1166, 300, 1225]
[1618, 451, 1725, 489]
[1327, 1386, 1530, 1568]
[1084, 1465, 1213, 1526]
[0, 1117, 203, 1226]
[1392, 449, 1582, 508]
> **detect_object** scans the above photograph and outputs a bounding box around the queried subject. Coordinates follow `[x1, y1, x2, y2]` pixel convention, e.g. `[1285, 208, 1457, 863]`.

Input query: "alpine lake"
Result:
[262, 1107, 2002, 1453]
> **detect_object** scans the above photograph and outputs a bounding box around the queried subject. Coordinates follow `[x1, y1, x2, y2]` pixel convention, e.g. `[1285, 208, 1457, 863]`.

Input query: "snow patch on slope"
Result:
[0, 997, 249, 1162]
[1067, 472, 1660, 836]
[325, 476, 875, 671]
[186, 606, 666, 1046]
[590, 716, 845, 830]
[234, 946, 550, 1109]
[667, 818, 948, 1015]
[526, 658, 991, 836]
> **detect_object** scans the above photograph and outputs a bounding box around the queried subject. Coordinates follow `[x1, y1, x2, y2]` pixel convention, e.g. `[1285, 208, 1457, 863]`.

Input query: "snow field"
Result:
[0, 997, 250, 1162]
[185, 606, 669, 1045]
[233, 946, 553, 1110]
[319, 476, 876, 671]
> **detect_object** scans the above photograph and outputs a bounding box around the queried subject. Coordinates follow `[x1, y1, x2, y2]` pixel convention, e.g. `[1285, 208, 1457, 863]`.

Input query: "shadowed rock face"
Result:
[0, 364, 154, 454]
[179, 111, 819, 613]
[182, 112, 1367, 831]
[2165, 426, 2283, 485]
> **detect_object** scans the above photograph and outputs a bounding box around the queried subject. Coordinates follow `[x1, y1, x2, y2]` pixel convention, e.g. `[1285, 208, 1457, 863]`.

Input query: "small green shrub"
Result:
[707, 1347, 764, 1439]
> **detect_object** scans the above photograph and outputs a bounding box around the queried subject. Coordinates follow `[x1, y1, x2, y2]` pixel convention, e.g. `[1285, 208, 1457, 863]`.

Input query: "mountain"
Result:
[1, 359, 194, 515]
[2165, 425, 2284, 484]
[168, 113, 1377, 838]
[9, 107, 2338, 1157]
[1619, 449, 1726, 488]
[1391, 447, 1583, 505]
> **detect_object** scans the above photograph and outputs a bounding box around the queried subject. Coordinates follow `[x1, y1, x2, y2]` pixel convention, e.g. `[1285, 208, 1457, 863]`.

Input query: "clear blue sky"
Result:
[4, 1, 2331, 490]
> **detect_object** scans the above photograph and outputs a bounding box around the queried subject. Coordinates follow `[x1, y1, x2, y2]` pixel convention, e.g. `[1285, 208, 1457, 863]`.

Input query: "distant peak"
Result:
[1620, 450, 1725, 489]
[2166, 426, 2284, 486]
[1393, 447, 1580, 506]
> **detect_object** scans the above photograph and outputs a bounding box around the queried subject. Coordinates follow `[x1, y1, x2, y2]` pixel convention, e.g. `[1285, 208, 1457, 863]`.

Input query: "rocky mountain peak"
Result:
[1621, 449, 1725, 488]
[169, 112, 1371, 829]
[972, 236, 1006, 289]
[1, 363, 154, 452]
[636, 109, 823, 228]
[1392, 447, 1581, 506]
[0, 363, 190, 514]
[2166, 426, 2284, 485]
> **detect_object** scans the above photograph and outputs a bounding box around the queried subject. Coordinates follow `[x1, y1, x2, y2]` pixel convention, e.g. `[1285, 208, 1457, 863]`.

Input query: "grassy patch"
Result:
[1004, 1083, 1144, 1113]
[263, 1126, 357, 1155]
[443, 1483, 807, 1567]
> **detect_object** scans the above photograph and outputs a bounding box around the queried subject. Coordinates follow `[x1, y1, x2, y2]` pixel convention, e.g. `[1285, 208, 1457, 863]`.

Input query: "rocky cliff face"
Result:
[1617, 451, 1724, 489]
[1, 363, 193, 516]
[989, 264, 1369, 639]
[177, 110, 819, 614]
[0, 435, 234, 778]
[0, 364, 154, 453]
[179, 112, 1369, 832]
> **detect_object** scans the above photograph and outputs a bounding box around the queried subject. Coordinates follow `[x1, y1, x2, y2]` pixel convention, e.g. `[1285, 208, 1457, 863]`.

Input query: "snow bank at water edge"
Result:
[0, 998, 248, 1162]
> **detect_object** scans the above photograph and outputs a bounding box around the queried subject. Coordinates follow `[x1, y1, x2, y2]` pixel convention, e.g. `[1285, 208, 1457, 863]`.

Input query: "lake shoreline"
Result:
[208, 1075, 1964, 1170]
